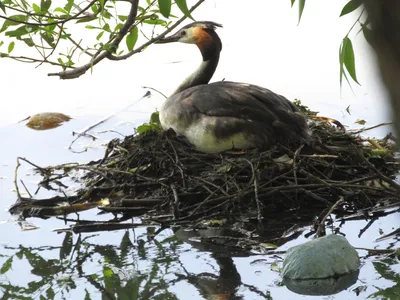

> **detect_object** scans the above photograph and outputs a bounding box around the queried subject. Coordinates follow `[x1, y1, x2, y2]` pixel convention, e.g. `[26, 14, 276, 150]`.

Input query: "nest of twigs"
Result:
[10, 109, 400, 245]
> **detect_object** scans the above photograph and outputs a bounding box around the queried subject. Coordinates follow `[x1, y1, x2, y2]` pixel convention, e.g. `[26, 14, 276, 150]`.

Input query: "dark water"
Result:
[0, 112, 399, 300]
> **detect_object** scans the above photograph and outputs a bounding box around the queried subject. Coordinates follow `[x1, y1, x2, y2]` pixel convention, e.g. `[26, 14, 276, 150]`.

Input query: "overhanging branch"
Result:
[47, 0, 206, 79]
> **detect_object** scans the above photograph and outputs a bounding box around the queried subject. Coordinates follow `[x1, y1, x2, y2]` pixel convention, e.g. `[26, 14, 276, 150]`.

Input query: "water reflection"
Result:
[0, 225, 399, 299]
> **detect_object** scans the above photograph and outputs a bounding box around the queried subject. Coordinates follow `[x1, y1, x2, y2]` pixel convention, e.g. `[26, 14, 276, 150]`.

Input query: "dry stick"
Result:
[292, 144, 304, 202]
[358, 217, 378, 238]
[69, 91, 151, 149]
[62, 191, 80, 220]
[166, 138, 186, 188]
[192, 176, 230, 196]
[18, 157, 47, 173]
[14, 158, 22, 201]
[141, 86, 167, 99]
[298, 188, 332, 205]
[244, 159, 263, 228]
[170, 184, 179, 219]
[19, 180, 32, 198]
[353, 145, 400, 192]
[351, 122, 394, 134]
[316, 197, 344, 237]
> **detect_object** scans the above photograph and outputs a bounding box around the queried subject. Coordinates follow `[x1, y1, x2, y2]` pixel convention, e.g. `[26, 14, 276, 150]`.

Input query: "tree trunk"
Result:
[363, 0, 400, 138]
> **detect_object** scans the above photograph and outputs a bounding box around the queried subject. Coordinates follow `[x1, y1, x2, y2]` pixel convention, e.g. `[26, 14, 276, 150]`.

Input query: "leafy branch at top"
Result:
[291, 0, 371, 89]
[0, 0, 206, 79]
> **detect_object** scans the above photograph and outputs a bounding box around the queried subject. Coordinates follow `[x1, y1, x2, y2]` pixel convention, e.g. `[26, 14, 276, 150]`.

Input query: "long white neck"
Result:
[171, 53, 220, 96]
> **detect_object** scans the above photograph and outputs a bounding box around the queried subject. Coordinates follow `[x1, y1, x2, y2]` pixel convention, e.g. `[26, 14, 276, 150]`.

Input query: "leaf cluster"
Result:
[0, 0, 200, 77]
[292, 0, 372, 88]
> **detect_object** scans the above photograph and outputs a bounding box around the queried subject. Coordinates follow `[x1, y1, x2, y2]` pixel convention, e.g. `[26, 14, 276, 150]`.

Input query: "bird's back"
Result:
[160, 81, 310, 152]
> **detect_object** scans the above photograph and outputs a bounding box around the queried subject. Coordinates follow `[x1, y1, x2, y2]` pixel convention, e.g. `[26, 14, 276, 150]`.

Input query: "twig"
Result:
[316, 197, 344, 237]
[69, 91, 150, 149]
[142, 86, 167, 99]
[351, 122, 393, 134]
[170, 184, 179, 219]
[19, 180, 32, 198]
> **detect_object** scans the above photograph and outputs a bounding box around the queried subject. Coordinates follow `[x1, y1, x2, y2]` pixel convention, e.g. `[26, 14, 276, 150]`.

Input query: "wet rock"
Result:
[281, 234, 360, 279]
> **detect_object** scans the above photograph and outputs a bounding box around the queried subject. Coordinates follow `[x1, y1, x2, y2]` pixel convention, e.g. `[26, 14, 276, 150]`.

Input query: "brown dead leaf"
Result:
[26, 112, 72, 130]
[355, 119, 367, 125]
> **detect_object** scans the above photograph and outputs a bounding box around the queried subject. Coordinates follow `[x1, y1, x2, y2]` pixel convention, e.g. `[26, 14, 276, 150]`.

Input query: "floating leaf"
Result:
[126, 26, 138, 51]
[355, 119, 366, 125]
[158, 0, 171, 18]
[26, 112, 72, 130]
[340, 0, 363, 17]
[175, 0, 194, 21]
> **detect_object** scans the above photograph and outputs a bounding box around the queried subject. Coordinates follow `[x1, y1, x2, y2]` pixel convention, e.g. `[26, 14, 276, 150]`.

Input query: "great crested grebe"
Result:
[157, 21, 310, 153]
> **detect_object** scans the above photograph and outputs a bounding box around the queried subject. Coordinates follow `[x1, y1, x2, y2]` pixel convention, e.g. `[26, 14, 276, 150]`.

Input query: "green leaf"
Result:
[158, 0, 171, 18]
[0, 15, 28, 33]
[96, 31, 104, 40]
[102, 23, 111, 32]
[298, 0, 306, 24]
[126, 26, 138, 51]
[22, 37, 35, 47]
[40, 0, 52, 13]
[7, 41, 15, 53]
[143, 19, 166, 26]
[76, 16, 97, 23]
[340, 0, 363, 17]
[342, 37, 360, 84]
[65, 0, 74, 14]
[339, 40, 350, 87]
[103, 268, 114, 277]
[6, 25, 38, 38]
[0, 2, 6, 14]
[175, 0, 194, 21]
[291, 0, 295, 7]
[150, 111, 160, 125]
[41, 32, 55, 47]
[0, 257, 13, 274]
[32, 3, 41, 14]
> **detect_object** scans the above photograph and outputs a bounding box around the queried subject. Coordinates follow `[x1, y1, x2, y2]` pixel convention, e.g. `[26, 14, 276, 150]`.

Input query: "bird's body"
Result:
[157, 21, 310, 153]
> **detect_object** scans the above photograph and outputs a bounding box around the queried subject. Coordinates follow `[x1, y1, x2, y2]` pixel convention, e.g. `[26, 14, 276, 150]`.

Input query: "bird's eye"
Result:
[180, 30, 186, 37]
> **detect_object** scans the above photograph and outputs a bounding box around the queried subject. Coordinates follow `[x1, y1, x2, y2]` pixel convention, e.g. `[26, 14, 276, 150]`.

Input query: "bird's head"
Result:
[157, 21, 222, 59]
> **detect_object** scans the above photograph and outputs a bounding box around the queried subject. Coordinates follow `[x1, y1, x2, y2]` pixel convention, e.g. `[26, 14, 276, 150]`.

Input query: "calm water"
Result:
[0, 99, 398, 299]
[1, 1, 399, 298]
